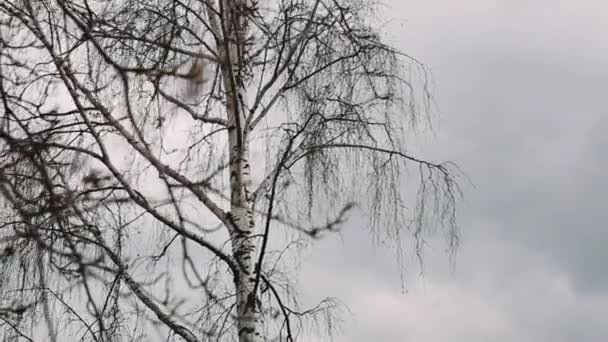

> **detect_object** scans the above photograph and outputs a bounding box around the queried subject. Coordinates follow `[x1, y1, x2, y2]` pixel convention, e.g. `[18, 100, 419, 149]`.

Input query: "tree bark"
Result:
[215, 1, 266, 341]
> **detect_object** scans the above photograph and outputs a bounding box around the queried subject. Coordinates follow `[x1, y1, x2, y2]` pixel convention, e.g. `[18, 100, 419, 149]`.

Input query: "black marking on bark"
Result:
[226, 212, 243, 235]
[246, 291, 257, 311]
[239, 327, 255, 336]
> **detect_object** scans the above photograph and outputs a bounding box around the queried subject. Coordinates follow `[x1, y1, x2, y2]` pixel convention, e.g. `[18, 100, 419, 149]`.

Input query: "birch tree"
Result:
[0, 0, 459, 341]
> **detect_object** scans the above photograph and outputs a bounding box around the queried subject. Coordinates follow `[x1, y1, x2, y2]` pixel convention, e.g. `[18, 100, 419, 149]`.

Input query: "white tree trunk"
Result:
[226, 102, 265, 342]
[216, 1, 266, 341]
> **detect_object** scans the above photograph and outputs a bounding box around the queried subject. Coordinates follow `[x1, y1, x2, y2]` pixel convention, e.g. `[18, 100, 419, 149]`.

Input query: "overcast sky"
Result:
[299, 1, 608, 341]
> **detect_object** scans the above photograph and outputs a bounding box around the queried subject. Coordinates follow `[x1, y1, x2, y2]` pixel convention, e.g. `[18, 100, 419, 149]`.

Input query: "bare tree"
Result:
[0, 0, 459, 341]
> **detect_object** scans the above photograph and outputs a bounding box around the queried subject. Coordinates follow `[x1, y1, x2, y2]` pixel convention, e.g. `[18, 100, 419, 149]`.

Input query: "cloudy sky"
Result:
[299, 1, 608, 341]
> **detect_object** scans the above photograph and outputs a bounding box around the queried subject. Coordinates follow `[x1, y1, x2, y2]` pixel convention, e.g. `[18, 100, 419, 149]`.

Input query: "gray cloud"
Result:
[299, 0, 608, 341]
